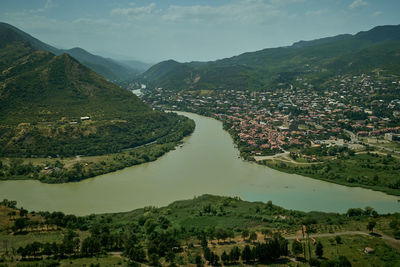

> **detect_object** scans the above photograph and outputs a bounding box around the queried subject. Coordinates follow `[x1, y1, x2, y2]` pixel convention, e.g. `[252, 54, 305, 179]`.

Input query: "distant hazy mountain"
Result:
[0, 22, 144, 81]
[142, 24, 400, 90]
[119, 59, 152, 73]
[0, 27, 190, 157]
[63, 47, 140, 81]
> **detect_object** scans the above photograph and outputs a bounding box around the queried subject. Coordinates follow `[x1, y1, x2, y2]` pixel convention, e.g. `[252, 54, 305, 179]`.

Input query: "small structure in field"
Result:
[364, 247, 374, 254]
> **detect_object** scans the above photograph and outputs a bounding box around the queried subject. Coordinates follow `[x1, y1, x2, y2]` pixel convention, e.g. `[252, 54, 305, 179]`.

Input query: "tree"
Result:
[389, 219, 399, 230]
[216, 228, 227, 243]
[367, 221, 376, 233]
[125, 234, 146, 263]
[221, 250, 229, 265]
[19, 207, 28, 217]
[241, 245, 253, 262]
[315, 241, 323, 258]
[200, 235, 208, 249]
[346, 208, 363, 217]
[335, 236, 342, 244]
[249, 231, 258, 242]
[241, 229, 249, 241]
[144, 218, 158, 234]
[165, 251, 176, 264]
[147, 230, 180, 257]
[42, 242, 53, 256]
[81, 236, 101, 256]
[291, 240, 303, 257]
[158, 216, 171, 229]
[63, 229, 80, 255]
[229, 246, 240, 262]
[13, 218, 27, 233]
[364, 206, 374, 216]
[17, 246, 28, 259]
[261, 228, 272, 239]
[29, 242, 42, 258]
[203, 247, 211, 262]
[195, 254, 203, 267]
[209, 252, 220, 266]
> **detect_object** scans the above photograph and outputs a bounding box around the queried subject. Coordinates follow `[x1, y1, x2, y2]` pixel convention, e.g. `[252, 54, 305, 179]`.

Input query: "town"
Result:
[141, 73, 400, 159]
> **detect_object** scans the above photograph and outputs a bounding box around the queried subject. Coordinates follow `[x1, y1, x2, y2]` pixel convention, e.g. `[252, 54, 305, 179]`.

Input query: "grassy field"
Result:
[307, 235, 400, 267]
[185, 234, 400, 267]
[263, 152, 400, 196]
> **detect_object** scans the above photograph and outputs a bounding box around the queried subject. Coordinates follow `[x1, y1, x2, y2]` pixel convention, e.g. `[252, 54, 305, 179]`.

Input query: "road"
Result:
[344, 129, 400, 154]
[344, 129, 358, 143]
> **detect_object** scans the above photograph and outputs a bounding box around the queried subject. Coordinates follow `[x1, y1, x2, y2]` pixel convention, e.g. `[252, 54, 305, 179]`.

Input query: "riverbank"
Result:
[0, 115, 195, 184]
[1, 111, 398, 215]
[0, 142, 179, 183]
[263, 159, 400, 197]
[154, 107, 400, 197]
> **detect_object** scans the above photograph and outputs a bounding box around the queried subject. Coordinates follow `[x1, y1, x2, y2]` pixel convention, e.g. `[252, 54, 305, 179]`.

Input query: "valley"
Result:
[0, 5, 399, 265]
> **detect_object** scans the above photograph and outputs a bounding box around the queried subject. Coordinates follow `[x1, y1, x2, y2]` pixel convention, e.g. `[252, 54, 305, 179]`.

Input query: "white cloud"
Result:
[306, 9, 328, 17]
[269, 0, 305, 7]
[30, 0, 56, 13]
[111, 3, 158, 18]
[162, 0, 283, 24]
[372, 11, 382, 17]
[349, 0, 367, 9]
[109, 0, 296, 25]
[72, 18, 108, 26]
[44, 0, 55, 9]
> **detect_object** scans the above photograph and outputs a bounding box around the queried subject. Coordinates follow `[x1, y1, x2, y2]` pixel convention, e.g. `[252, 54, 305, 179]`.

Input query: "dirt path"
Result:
[254, 152, 290, 161]
[254, 152, 321, 165]
[109, 251, 123, 258]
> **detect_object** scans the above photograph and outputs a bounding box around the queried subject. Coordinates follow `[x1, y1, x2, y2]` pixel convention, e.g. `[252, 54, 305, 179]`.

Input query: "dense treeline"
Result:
[201, 233, 288, 265]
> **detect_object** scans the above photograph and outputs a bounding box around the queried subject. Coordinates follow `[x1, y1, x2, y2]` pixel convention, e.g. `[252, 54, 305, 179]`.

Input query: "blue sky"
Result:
[1, 0, 399, 63]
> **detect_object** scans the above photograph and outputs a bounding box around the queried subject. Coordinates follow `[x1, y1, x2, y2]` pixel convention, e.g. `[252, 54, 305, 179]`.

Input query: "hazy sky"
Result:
[1, 0, 399, 63]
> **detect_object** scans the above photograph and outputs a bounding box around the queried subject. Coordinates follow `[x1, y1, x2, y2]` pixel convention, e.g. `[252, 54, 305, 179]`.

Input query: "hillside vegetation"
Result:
[141, 25, 400, 91]
[0, 195, 399, 266]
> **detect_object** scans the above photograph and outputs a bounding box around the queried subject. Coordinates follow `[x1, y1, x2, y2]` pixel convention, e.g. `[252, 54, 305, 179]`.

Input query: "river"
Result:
[0, 112, 398, 215]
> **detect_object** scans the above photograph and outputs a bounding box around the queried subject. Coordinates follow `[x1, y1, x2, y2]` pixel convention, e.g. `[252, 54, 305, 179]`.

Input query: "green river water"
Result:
[0, 112, 398, 215]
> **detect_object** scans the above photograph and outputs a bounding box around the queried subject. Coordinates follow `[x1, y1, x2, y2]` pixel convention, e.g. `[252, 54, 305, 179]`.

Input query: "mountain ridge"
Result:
[0, 22, 147, 81]
[141, 24, 400, 91]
